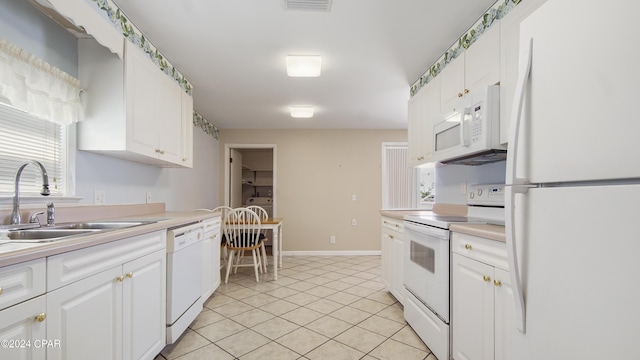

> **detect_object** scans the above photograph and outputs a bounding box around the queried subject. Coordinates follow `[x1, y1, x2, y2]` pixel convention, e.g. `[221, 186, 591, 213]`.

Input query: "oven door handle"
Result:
[404, 222, 449, 239]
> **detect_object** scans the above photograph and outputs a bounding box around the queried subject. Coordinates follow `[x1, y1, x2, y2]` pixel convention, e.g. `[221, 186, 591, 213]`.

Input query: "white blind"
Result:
[382, 143, 418, 209]
[0, 104, 65, 196]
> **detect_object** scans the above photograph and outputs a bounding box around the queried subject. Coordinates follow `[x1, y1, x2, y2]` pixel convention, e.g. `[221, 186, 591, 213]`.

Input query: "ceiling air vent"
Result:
[283, 0, 333, 12]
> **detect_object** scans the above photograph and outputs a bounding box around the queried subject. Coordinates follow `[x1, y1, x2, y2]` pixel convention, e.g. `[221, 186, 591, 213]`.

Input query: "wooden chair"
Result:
[223, 208, 263, 283]
[246, 205, 269, 273]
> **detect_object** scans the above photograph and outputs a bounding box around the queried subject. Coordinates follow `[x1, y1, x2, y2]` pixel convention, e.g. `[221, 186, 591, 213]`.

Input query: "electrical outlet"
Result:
[94, 190, 105, 205]
[352, 194, 357, 201]
[330, 235, 336, 244]
[351, 218, 357, 226]
[460, 182, 467, 195]
[146, 192, 152, 203]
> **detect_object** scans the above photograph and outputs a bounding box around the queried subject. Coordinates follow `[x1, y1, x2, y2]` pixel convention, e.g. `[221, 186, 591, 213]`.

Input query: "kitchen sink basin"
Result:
[2, 220, 157, 243]
[5, 228, 101, 242]
[52, 221, 155, 230]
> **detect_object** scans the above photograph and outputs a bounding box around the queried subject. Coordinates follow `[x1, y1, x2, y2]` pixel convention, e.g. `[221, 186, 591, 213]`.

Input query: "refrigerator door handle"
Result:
[505, 37, 534, 333]
[506, 37, 533, 186]
[505, 185, 531, 333]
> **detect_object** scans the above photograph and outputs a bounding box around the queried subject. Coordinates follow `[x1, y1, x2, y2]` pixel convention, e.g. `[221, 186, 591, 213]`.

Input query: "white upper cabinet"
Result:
[180, 91, 194, 167]
[408, 76, 440, 167]
[440, 22, 501, 115]
[439, 55, 466, 115]
[78, 39, 193, 168]
[499, 0, 548, 144]
[465, 23, 501, 106]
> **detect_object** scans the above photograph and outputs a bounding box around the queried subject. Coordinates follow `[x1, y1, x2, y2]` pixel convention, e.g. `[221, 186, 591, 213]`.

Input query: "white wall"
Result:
[1, 0, 219, 211]
[219, 129, 407, 253]
[75, 128, 219, 210]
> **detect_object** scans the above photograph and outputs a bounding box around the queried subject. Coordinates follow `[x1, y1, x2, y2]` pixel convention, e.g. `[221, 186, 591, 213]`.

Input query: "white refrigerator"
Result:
[504, 0, 640, 359]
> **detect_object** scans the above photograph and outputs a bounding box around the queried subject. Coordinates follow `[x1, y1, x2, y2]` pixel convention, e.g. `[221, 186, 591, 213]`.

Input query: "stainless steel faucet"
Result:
[11, 160, 50, 225]
[46, 202, 55, 226]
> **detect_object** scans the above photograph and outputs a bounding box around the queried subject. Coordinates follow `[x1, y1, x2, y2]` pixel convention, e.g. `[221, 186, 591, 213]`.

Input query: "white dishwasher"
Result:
[166, 222, 204, 343]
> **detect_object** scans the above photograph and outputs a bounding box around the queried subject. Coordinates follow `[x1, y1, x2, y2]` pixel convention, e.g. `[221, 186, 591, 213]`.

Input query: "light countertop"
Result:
[449, 223, 506, 243]
[379, 209, 433, 220]
[0, 204, 221, 268]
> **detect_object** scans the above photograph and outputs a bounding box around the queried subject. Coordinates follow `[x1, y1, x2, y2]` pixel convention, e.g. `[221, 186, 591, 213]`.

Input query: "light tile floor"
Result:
[156, 255, 436, 360]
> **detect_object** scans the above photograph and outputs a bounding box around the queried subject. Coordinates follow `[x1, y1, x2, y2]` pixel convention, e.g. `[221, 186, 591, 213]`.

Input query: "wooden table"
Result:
[229, 217, 284, 280]
[260, 218, 283, 280]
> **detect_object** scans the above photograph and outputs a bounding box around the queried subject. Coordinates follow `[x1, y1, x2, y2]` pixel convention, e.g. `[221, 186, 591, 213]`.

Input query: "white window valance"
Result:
[0, 39, 83, 126]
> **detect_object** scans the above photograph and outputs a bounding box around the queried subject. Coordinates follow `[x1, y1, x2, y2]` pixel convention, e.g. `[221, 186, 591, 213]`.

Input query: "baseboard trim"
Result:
[282, 250, 381, 256]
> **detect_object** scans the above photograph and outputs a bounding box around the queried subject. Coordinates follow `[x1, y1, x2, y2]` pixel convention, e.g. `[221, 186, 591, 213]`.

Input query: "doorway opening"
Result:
[224, 144, 277, 217]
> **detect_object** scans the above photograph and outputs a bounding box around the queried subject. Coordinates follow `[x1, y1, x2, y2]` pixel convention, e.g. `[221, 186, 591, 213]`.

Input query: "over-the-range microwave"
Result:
[432, 85, 506, 165]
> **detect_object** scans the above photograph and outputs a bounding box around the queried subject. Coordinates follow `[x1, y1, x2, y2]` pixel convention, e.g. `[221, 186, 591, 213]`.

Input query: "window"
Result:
[0, 39, 81, 201]
[382, 142, 418, 209]
[382, 142, 436, 209]
[418, 165, 435, 206]
[0, 104, 68, 197]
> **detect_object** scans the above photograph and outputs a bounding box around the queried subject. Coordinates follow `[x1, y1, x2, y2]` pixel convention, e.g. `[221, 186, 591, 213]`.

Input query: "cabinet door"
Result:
[499, 0, 548, 144]
[493, 268, 514, 360]
[202, 232, 214, 300]
[408, 77, 439, 166]
[452, 254, 494, 360]
[122, 250, 166, 360]
[464, 23, 501, 106]
[47, 266, 123, 360]
[156, 74, 183, 164]
[126, 42, 159, 158]
[380, 231, 392, 291]
[211, 228, 221, 292]
[439, 56, 465, 114]
[0, 295, 47, 360]
[391, 236, 405, 305]
[180, 90, 194, 168]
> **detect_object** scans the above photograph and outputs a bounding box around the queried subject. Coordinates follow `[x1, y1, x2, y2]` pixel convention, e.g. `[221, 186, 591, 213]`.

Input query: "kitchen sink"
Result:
[2, 220, 157, 243]
[5, 228, 101, 242]
[52, 221, 155, 230]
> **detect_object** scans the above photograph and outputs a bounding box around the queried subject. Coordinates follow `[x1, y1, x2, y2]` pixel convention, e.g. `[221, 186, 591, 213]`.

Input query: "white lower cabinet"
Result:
[123, 250, 166, 360]
[451, 232, 511, 360]
[0, 295, 47, 360]
[202, 216, 222, 301]
[46, 231, 166, 360]
[46, 265, 123, 360]
[0, 258, 47, 360]
[381, 216, 405, 304]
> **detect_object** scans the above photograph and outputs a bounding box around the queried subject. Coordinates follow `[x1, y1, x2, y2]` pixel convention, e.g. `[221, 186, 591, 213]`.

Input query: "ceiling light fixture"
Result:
[286, 55, 322, 77]
[283, 0, 333, 12]
[290, 106, 314, 118]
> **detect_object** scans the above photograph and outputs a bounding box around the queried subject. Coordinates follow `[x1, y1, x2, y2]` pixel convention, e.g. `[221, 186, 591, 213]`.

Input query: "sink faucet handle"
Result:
[29, 211, 45, 225]
[46, 202, 55, 227]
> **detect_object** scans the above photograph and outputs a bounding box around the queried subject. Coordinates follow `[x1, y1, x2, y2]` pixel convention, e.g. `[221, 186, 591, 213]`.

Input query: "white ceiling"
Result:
[112, 0, 496, 130]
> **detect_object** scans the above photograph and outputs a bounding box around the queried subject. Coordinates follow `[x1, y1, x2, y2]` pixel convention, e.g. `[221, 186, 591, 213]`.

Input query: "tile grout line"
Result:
[162, 256, 429, 360]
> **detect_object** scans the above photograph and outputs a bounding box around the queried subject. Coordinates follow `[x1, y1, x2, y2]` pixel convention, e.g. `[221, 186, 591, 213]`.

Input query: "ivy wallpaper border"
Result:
[90, 0, 193, 96]
[193, 111, 219, 140]
[410, 0, 523, 97]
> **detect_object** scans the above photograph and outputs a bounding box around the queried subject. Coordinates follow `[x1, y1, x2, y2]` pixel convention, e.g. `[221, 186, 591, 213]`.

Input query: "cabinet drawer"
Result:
[0, 259, 46, 311]
[202, 216, 221, 234]
[47, 231, 166, 291]
[381, 217, 404, 234]
[452, 232, 508, 270]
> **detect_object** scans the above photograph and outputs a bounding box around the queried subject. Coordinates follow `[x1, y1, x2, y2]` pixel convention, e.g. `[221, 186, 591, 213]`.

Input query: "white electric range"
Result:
[403, 183, 505, 360]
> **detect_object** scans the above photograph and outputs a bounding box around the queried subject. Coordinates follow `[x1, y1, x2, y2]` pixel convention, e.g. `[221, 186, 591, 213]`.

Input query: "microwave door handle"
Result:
[506, 37, 534, 334]
[460, 108, 471, 147]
